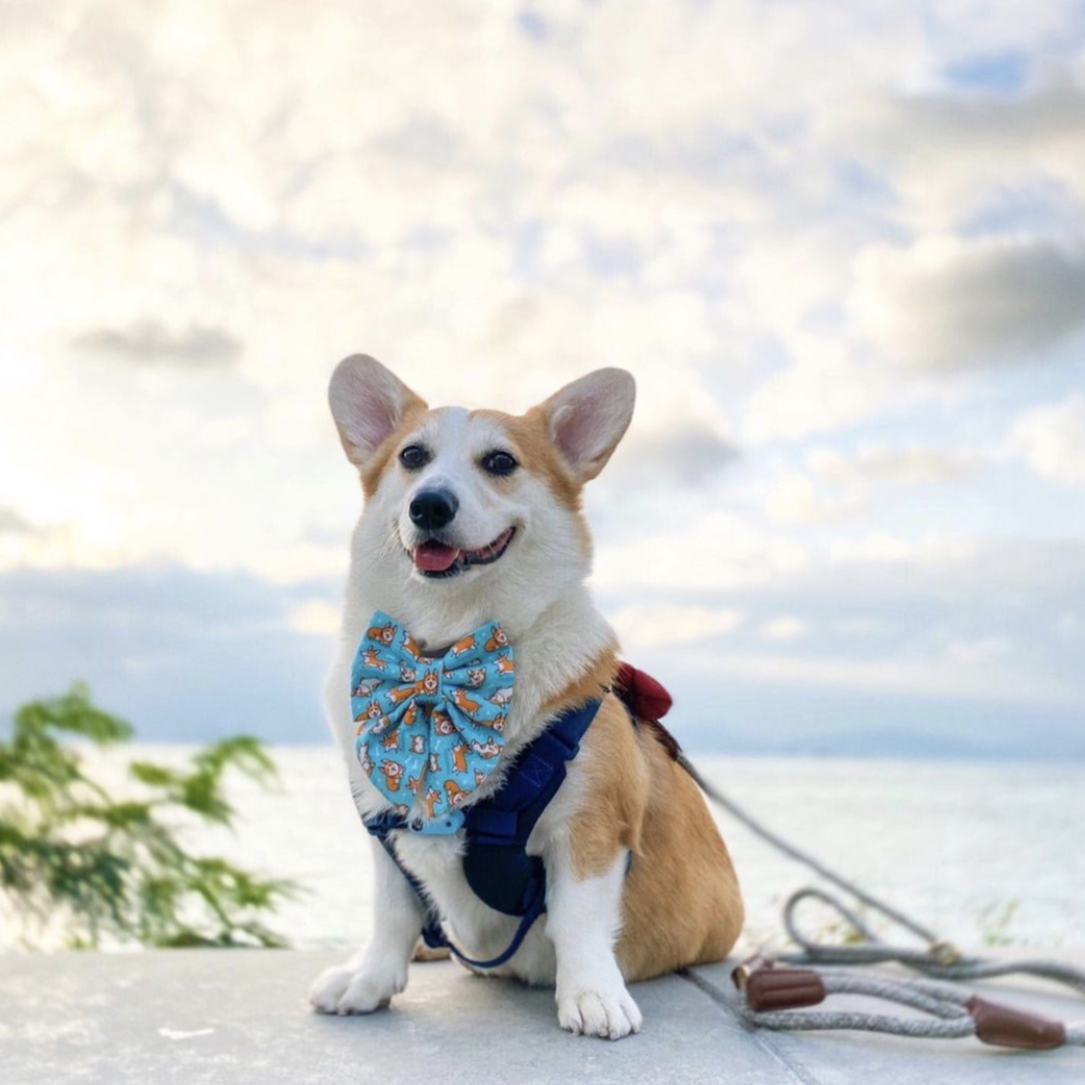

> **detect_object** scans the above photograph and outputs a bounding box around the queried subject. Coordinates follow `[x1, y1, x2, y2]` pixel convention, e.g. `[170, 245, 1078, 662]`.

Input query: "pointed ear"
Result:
[538, 368, 636, 482]
[328, 354, 427, 467]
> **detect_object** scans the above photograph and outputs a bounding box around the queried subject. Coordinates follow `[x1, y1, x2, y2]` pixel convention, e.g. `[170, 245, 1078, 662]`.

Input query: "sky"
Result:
[1, 0, 1085, 758]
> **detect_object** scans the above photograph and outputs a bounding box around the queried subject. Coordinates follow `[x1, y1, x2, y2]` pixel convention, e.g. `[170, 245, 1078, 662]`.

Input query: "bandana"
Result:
[352, 611, 515, 821]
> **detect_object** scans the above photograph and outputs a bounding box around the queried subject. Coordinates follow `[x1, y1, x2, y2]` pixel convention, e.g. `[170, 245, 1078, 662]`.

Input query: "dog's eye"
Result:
[481, 450, 518, 476]
[399, 445, 429, 470]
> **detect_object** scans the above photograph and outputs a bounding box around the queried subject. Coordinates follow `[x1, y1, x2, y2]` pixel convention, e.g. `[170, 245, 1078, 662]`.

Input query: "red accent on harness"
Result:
[615, 661, 673, 722]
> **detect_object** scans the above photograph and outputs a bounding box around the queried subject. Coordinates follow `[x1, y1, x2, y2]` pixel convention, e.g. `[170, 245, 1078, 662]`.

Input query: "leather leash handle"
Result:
[967, 996, 1067, 1050]
[734, 961, 827, 1012]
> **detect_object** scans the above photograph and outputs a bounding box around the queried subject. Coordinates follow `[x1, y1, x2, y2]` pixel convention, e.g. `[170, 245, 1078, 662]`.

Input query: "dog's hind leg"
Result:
[309, 837, 424, 1015]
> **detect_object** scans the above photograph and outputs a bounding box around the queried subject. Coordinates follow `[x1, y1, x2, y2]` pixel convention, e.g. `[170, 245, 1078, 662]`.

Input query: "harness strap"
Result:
[363, 698, 602, 969]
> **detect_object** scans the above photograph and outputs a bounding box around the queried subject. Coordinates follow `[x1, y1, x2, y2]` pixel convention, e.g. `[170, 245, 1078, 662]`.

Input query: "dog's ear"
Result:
[328, 354, 427, 467]
[537, 368, 636, 482]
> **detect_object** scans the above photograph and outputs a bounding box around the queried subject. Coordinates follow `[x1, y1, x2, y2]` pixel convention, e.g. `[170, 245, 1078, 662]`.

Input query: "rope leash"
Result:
[680, 753, 1085, 1051]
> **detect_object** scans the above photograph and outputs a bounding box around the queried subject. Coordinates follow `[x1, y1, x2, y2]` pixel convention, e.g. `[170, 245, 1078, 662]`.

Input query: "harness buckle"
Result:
[409, 809, 465, 836]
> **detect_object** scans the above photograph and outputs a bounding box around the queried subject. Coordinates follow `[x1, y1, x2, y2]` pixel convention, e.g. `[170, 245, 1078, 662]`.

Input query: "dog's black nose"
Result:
[409, 488, 458, 531]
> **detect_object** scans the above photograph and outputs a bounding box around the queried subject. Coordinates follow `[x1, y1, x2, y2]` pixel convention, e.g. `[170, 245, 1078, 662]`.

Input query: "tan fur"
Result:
[450, 742, 469, 773]
[470, 408, 583, 510]
[554, 655, 744, 984]
[480, 408, 598, 559]
[359, 400, 430, 498]
[412, 939, 451, 962]
[614, 729, 744, 981]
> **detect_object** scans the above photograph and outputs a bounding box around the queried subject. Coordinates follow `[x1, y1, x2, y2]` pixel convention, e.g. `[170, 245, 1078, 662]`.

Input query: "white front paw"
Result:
[557, 983, 642, 1040]
[309, 962, 405, 1016]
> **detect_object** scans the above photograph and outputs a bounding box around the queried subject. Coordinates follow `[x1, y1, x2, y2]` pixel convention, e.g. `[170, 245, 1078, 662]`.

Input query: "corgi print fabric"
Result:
[352, 610, 515, 818]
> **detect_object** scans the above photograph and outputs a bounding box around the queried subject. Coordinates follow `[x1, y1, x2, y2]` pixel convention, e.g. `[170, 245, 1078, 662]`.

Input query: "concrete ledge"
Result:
[1, 951, 1082, 1084]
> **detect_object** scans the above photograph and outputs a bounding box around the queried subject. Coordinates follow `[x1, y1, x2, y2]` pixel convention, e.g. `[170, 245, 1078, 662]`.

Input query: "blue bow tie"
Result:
[352, 611, 515, 825]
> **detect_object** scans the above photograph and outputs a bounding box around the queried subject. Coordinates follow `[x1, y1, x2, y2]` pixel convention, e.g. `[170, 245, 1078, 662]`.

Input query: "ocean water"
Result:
[5, 747, 1084, 953]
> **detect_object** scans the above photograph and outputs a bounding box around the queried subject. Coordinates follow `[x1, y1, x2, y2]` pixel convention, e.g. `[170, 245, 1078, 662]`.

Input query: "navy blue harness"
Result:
[363, 697, 602, 969]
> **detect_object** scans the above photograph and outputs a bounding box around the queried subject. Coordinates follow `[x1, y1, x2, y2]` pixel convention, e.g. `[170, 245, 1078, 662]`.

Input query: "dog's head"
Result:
[328, 355, 634, 638]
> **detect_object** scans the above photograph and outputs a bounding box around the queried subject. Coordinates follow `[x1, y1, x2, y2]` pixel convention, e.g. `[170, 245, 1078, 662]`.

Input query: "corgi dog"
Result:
[449, 632, 476, 657]
[388, 682, 420, 707]
[443, 778, 469, 808]
[379, 759, 404, 791]
[310, 355, 743, 1039]
[451, 688, 481, 715]
[471, 738, 501, 759]
[488, 686, 513, 709]
[402, 631, 425, 661]
[450, 742, 469, 774]
[366, 714, 392, 735]
[432, 711, 456, 736]
[361, 647, 386, 671]
[367, 622, 397, 646]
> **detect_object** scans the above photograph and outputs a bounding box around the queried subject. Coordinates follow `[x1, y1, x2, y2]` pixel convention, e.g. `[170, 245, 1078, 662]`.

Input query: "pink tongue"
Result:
[413, 541, 462, 572]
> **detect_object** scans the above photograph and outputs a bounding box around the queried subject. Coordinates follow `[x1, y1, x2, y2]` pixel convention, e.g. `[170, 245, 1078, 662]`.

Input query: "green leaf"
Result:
[129, 762, 181, 787]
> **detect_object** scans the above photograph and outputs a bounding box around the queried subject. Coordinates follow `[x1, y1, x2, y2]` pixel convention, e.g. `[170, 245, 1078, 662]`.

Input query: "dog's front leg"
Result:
[546, 847, 642, 1040]
[309, 836, 423, 1015]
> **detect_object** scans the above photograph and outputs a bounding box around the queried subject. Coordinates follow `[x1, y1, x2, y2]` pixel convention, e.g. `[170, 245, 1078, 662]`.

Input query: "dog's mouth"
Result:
[411, 527, 516, 579]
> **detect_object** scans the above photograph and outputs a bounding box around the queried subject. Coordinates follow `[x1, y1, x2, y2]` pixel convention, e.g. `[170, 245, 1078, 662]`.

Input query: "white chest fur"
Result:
[324, 576, 613, 983]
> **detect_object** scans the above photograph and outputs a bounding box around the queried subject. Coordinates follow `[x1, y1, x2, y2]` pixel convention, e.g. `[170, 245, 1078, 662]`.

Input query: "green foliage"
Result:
[0, 683, 297, 949]
[980, 898, 1020, 948]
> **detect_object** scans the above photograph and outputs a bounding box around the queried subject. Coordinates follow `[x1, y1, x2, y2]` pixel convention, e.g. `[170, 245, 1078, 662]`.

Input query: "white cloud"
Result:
[758, 616, 808, 642]
[1, 0, 1085, 756]
[1009, 393, 1085, 486]
[850, 234, 1085, 369]
[763, 442, 983, 520]
[944, 636, 1012, 664]
[610, 603, 743, 650]
[741, 337, 913, 444]
[73, 321, 241, 367]
[0, 507, 32, 534]
[851, 76, 1085, 230]
[764, 470, 862, 525]
[607, 421, 737, 487]
[290, 599, 342, 636]
[593, 511, 809, 591]
[825, 531, 977, 566]
[808, 443, 979, 487]
[681, 645, 1083, 708]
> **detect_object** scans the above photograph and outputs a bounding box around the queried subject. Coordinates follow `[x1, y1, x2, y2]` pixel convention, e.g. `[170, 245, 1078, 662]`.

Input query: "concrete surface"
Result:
[0, 951, 1082, 1084]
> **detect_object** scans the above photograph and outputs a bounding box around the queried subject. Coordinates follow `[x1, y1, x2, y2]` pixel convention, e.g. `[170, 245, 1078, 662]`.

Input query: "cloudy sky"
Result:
[2, 0, 1085, 757]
